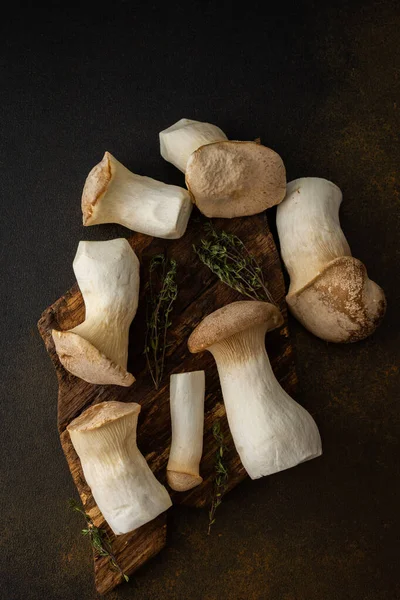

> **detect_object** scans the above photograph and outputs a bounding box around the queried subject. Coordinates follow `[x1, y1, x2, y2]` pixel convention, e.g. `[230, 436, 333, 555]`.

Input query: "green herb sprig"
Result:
[69, 499, 129, 582]
[193, 222, 275, 304]
[208, 421, 229, 535]
[144, 254, 178, 390]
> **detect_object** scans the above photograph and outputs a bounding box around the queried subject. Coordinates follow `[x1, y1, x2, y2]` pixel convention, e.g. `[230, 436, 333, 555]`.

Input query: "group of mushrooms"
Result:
[53, 119, 386, 537]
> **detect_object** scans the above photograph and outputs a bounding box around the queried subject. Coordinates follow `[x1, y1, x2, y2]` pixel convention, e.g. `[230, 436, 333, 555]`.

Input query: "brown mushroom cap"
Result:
[188, 301, 283, 354]
[287, 256, 386, 343]
[81, 152, 112, 225]
[67, 400, 140, 433]
[185, 141, 286, 218]
[52, 330, 135, 387]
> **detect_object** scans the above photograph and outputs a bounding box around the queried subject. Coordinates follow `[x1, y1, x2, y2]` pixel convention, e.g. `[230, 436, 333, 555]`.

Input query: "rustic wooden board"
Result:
[37, 213, 297, 595]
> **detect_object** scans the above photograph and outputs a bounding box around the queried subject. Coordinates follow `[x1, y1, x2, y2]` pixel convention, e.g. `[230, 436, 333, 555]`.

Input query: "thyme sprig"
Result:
[69, 499, 129, 582]
[193, 222, 275, 304]
[144, 253, 178, 390]
[208, 420, 229, 535]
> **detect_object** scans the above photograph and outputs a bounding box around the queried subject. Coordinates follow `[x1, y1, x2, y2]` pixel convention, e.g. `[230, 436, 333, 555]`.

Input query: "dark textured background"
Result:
[1, 2, 399, 599]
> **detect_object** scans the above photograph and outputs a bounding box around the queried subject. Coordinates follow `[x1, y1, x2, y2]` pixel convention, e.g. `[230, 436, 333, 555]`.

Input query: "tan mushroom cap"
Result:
[167, 470, 203, 492]
[287, 256, 387, 343]
[67, 400, 140, 433]
[81, 151, 112, 226]
[185, 141, 286, 218]
[188, 301, 283, 354]
[52, 330, 135, 387]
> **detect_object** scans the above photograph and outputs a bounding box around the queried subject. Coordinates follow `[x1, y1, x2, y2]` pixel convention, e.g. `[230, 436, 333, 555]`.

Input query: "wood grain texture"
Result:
[37, 213, 297, 595]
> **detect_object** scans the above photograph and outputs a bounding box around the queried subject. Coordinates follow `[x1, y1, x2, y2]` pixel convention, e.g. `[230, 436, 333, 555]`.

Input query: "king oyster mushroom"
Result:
[188, 301, 322, 479]
[52, 238, 139, 386]
[82, 151, 192, 239]
[159, 118, 286, 218]
[276, 177, 386, 342]
[68, 400, 172, 535]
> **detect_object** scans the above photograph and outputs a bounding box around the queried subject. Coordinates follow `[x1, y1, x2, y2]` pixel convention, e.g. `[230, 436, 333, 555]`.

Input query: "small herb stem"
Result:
[193, 222, 275, 305]
[144, 254, 178, 390]
[208, 421, 229, 535]
[69, 499, 129, 583]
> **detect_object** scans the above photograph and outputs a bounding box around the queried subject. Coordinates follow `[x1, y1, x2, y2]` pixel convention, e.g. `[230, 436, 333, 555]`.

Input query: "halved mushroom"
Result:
[159, 118, 286, 218]
[82, 152, 192, 239]
[52, 239, 139, 386]
[68, 400, 172, 535]
[167, 371, 205, 492]
[188, 301, 322, 479]
[276, 178, 386, 342]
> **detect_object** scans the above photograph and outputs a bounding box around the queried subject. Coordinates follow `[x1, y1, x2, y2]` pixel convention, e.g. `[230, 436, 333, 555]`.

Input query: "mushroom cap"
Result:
[52, 330, 135, 387]
[287, 256, 387, 343]
[67, 400, 140, 433]
[188, 301, 283, 354]
[166, 470, 203, 492]
[81, 151, 112, 226]
[185, 141, 286, 218]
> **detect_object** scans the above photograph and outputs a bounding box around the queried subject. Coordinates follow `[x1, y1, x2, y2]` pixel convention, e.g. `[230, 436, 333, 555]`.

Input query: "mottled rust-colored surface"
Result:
[1, 1, 399, 599]
[37, 213, 296, 594]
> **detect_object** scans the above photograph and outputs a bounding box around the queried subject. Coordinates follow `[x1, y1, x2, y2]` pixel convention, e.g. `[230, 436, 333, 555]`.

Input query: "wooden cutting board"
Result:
[37, 213, 297, 595]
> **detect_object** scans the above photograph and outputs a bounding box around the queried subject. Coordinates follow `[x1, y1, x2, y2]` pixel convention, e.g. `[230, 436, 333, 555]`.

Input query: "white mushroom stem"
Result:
[209, 328, 321, 480]
[167, 371, 205, 491]
[71, 239, 138, 368]
[68, 401, 172, 535]
[277, 178, 351, 295]
[52, 239, 139, 386]
[82, 152, 192, 239]
[159, 118, 228, 173]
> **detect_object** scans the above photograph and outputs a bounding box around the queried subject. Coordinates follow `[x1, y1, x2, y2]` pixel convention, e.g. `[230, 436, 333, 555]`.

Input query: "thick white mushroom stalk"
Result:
[52, 238, 139, 386]
[167, 371, 205, 491]
[277, 178, 351, 295]
[82, 152, 192, 239]
[276, 177, 386, 342]
[68, 401, 172, 535]
[188, 302, 322, 480]
[159, 118, 228, 173]
[209, 327, 322, 479]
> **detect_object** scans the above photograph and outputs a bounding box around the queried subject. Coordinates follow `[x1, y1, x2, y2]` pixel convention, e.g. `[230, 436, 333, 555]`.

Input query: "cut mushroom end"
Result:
[185, 141, 286, 218]
[287, 256, 387, 343]
[68, 400, 141, 432]
[82, 151, 112, 226]
[167, 470, 203, 492]
[52, 330, 135, 386]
